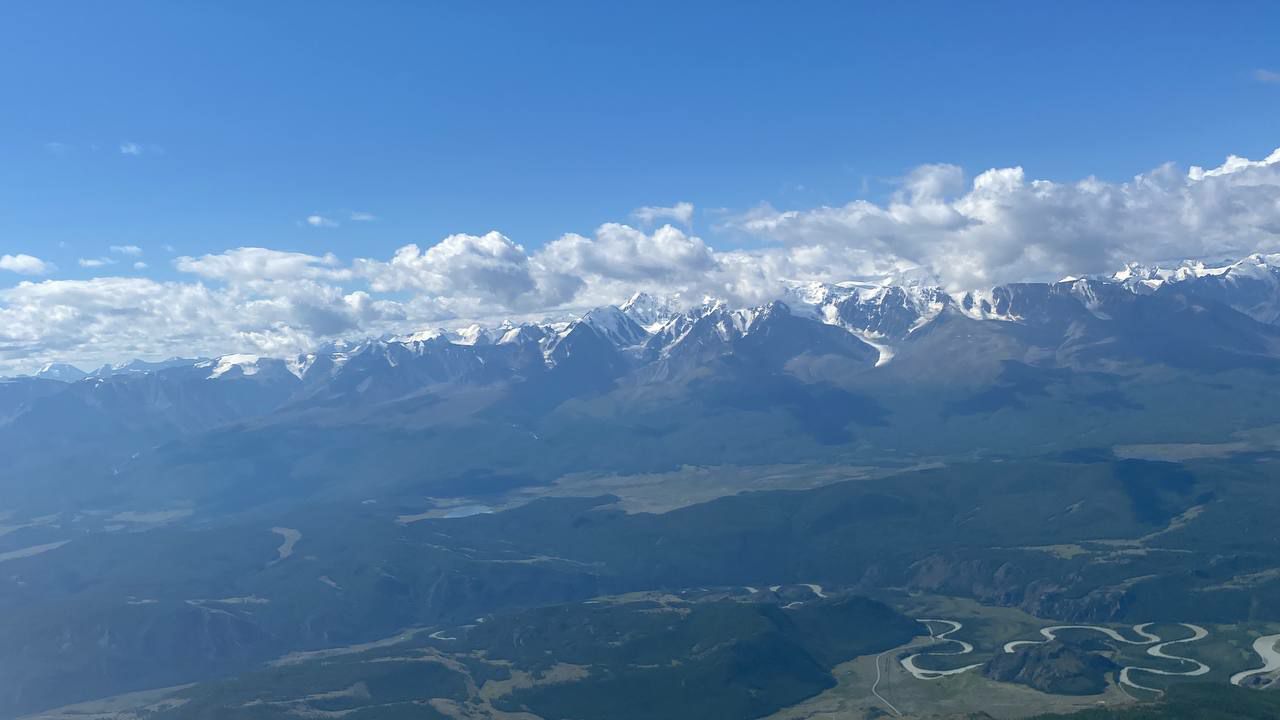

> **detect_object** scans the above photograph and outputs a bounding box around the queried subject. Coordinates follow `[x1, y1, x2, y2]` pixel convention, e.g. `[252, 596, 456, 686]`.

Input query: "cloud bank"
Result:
[2, 147, 1279, 373]
[739, 147, 1280, 289]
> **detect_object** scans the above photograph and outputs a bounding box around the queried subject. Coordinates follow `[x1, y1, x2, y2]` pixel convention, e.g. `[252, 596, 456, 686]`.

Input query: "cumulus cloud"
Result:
[736, 147, 1280, 289]
[542, 224, 714, 281]
[0, 254, 52, 276]
[110, 245, 143, 256]
[349, 211, 378, 222]
[4, 146, 1280, 372]
[357, 231, 580, 314]
[119, 142, 142, 155]
[534, 223, 734, 306]
[631, 201, 694, 227]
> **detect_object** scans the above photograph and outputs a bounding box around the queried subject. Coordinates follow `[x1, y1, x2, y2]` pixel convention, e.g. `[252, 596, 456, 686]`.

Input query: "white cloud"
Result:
[133, 261, 148, 270]
[357, 231, 579, 313]
[175, 247, 351, 284]
[631, 201, 694, 227]
[1256, 69, 1280, 85]
[534, 223, 724, 306]
[5, 146, 1280, 372]
[0, 275, 409, 374]
[349, 211, 377, 222]
[0, 254, 52, 276]
[305, 215, 338, 228]
[119, 142, 142, 156]
[110, 245, 143, 256]
[736, 147, 1280, 289]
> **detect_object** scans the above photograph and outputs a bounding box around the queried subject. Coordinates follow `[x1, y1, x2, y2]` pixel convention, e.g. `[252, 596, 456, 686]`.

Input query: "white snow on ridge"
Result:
[620, 291, 680, 332]
[203, 354, 262, 379]
[452, 324, 493, 346]
[1113, 254, 1280, 290]
[287, 354, 315, 379]
[955, 288, 1020, 322]
[396, 328, 449, 343]
[581, 305, 648, 347]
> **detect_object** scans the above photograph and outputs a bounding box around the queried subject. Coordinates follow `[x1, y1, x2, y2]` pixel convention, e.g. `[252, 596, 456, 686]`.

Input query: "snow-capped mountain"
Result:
[783, 279, 950, 346]
[6, 253, 1280, 448]
[1135, 253, 1280, 325]
[577, 305, 650, 348]
[620, 291, 681, 332]
[7, 253, 1280, 543]
[31, 362, 88, 382]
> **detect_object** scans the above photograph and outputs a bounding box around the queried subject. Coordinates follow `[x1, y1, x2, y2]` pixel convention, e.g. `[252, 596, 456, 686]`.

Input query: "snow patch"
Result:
[204, 354, 261, 379]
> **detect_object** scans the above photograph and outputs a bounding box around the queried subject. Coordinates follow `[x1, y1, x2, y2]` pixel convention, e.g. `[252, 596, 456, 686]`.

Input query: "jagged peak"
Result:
[452, 324, 494, 346]
[197, 354, 272, 380]
[394, 328, 450, 343]
[497, 323, 550, 346]
[576, 305, 650, 348]
[1110, 255, 1280, 290]
[620, 291, 681, 332]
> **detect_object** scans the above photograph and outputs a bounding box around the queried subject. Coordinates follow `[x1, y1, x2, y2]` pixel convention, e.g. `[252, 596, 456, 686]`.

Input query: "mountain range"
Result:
[6, 254, 1280, 515]
[22, 252, 1280, 383]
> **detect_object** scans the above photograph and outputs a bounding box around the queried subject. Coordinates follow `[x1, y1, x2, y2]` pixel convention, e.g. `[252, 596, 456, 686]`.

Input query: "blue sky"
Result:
[1, 2, 1279, 372]
[3, 1, 1277, 274]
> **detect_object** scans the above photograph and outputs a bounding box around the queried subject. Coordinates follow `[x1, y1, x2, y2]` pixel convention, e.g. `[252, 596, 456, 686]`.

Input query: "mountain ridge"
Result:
[6, 254, 1280, 516]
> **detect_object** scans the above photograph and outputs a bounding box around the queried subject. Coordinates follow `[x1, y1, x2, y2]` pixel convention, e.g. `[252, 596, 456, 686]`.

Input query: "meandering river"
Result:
[899, 619, 1215, 694]
[1230, 633, 1280, 688]
[1002, 623, 1210, 695]
[899, 619, 984, 680]
[892, 618, 1280, 698]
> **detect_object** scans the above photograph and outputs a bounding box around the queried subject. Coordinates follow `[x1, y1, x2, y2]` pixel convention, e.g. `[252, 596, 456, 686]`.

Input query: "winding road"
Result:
[1230, 633, 1280, 688]
[871, 648, 903, 717]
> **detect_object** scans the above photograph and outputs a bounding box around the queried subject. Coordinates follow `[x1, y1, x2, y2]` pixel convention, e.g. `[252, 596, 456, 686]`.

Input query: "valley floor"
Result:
[19, 591, 1280, 720]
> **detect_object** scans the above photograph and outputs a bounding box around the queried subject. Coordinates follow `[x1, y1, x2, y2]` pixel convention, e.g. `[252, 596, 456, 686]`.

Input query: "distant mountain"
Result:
[15, 254, 1280, 386]
[579, 305, 650, 348]
[641, 299, 880, 380]
[620, 290, 680, 331]
[31, 362, 88, 382]
[7, 255, 1280, 514]
[89, 356, 208, 377]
